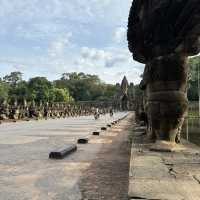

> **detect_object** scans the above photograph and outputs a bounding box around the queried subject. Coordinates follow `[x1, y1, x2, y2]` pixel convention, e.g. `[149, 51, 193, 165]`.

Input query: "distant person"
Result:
[109, 108, 114, 117]
[94, 108, 100, 120]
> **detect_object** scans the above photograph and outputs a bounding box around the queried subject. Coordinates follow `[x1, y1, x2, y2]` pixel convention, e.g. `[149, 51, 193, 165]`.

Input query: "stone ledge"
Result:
[128, 126, 200, 200]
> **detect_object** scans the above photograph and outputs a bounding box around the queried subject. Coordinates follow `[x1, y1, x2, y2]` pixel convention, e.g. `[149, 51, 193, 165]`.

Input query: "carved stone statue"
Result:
[121, 76, 129, 110]
[10, 100, 20, 120]
[128, 0, 200, 146]
[0, 98, 120, 123]
[0, 100, 9, 120]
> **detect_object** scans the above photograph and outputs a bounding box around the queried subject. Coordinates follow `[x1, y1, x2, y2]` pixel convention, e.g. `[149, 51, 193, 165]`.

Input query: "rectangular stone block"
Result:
[49, 144, 77, 159]
[93, 131, 100, 135]
[77, 138, 89, 144]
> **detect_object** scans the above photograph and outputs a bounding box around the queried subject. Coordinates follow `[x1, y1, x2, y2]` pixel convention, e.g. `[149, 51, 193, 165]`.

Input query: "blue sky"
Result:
[0, 0, 144, 84]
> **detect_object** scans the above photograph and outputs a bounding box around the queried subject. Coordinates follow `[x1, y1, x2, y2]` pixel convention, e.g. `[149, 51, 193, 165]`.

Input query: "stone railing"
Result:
[0, 100, 120, 121]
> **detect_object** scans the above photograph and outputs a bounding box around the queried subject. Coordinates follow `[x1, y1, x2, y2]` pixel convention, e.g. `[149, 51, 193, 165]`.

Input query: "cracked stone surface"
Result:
[129, 125, 200, 200]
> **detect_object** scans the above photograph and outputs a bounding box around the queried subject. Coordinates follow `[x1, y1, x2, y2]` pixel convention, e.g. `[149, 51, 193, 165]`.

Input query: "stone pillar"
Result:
[146, 54, 188, 143]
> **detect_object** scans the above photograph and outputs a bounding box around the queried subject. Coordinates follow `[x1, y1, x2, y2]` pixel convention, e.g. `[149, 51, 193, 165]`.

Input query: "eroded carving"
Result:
[128, 0, 200, 143]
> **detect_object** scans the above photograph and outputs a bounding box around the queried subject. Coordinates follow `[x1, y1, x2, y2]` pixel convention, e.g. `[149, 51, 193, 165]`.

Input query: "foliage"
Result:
[3, 71, 22, 86]
[187, 56, 200, 101]
[50, 88, 74, 102]
[188, 111, 199, 118]
[8, 81, 29, 104]
[0, 79, 9, 101]
[0, 71, 117, 104]
[54, 72, 116, 101]
[28, 77, 53, 103]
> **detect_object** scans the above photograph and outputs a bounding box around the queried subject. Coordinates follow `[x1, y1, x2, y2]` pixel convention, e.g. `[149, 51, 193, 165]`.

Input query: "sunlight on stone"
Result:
[0, 136, 47, 144]
[89, 138, 113, 144]
[14, 174, 39, 185]
[61, 138, 76, 143]
[107, 132, 118, 137]
[6, 174, 49, 200]
[64, 162, 91, 171]
[0, 164, 22, 173]
[111, 128, 123, 132]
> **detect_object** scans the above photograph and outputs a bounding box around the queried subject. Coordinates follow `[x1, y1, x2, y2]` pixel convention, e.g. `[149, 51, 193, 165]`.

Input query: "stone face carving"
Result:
[114, 77, 136, 111]
[121, 76, 129, 95]
[128, 0, 200, 143]
[121, 76, 129, 110]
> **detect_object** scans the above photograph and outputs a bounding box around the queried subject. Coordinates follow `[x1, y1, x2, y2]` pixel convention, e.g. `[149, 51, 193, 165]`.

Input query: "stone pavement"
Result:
[80, 113, 134, 200]
[0, 112, 130, 200]
[129, 124, 200, 200]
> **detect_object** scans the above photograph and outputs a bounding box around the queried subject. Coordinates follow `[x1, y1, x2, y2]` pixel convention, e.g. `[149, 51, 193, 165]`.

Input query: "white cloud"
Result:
[81, 47, 112, 61]
[80, 47, 137, 69]
[74, 46, 144, 84]
[48, 32, 73, 58]
[113, 27, 126, 44]
[0, 0, 143, 84]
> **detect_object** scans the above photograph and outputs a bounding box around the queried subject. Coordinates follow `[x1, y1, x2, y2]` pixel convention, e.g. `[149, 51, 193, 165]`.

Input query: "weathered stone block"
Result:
[93, 131, 100, 136]
[49, 144, 77, 159]
[77, 138, 89, 144]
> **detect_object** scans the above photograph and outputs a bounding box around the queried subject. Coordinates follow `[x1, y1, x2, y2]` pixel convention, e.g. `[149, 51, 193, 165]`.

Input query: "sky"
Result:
[0, 0, 144, 84]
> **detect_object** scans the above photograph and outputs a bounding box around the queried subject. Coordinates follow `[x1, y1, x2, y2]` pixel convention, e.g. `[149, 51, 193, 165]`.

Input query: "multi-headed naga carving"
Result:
[128, 0, 200, 144]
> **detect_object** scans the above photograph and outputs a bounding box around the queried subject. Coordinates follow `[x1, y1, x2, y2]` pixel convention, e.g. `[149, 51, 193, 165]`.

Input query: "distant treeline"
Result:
[0, 72, 118, 104]
[188, 56, 200, 101]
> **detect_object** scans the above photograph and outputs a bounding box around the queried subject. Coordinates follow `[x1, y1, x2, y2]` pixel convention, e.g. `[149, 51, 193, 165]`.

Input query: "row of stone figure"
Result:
[0, 103, 114, 121]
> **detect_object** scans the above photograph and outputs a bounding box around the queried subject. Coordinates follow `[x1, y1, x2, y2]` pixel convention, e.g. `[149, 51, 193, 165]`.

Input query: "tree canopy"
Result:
[0, 72, 118, 104]
[54, 72, 117, 101]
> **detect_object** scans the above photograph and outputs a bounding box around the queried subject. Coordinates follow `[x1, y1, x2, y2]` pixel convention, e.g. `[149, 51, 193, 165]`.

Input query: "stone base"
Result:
[150, 140, 186, 152]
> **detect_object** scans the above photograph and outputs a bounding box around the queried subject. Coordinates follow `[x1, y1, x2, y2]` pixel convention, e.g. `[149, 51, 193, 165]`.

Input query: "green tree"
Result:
[3, 71, 22, 86]
[187, 56, 200, 101]
[54, 72, 115, 101]
[51, 88, 73, 102]
[28, 77, 53, 103]
[0, 79, 9, 102]
[8, 81, 29, 103]
[0, 71, 118, 104]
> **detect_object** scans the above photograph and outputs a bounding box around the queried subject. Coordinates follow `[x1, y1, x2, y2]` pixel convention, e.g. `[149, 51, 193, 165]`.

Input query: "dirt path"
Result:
[79, 119, 133, 200]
